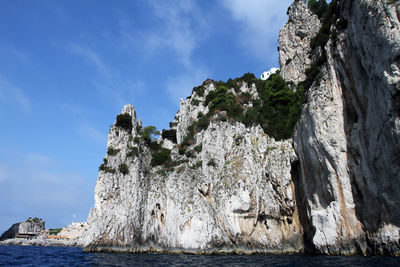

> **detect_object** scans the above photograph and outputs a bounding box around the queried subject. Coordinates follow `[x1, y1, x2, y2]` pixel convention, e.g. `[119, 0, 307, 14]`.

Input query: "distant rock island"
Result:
[0, 218, 87, 247]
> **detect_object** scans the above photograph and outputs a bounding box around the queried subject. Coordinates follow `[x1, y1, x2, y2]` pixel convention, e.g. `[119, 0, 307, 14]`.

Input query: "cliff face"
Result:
[0, 218, 45, 240]
[278, 0, 320, 84]
[82, 89, 303, 253]
[284, 0, 400, 255]
[82, 0, 400, 255]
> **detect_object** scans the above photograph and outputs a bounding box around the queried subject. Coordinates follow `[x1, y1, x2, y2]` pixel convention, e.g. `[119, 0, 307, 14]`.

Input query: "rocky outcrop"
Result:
[82, 0, 400, 256]
[0, 218, 45, 240]
[283, 0, 400, 256]
[278, 0, 320, 84]
[82, 99, 303, 253]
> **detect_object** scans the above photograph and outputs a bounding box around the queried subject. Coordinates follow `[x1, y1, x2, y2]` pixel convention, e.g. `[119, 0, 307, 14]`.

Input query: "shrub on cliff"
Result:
[107, 147, 120, 156]
[116, 113, 133, 132]
[162, 129, 177, 143]
[151, 148, 171, 166]
[119, 163, 129, 175]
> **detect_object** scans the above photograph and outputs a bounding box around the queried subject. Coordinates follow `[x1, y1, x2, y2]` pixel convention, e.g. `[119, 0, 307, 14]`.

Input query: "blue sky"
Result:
[0, 0, 292, 232]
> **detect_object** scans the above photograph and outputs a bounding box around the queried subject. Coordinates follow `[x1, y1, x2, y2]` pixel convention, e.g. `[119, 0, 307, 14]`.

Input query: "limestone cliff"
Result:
[82, 96, 303, 253]
[82, 0, 400, 256]
[283, 0, 400, 256]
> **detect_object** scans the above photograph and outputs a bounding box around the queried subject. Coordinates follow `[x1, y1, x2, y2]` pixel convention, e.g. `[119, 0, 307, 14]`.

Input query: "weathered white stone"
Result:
[287, 0, 400, 256]
[82, 96, 302, 253]
[278, 0, 320, 84]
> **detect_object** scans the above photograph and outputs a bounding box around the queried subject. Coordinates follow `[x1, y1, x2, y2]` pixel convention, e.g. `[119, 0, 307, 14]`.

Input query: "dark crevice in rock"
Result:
[290, 158, 315, 254]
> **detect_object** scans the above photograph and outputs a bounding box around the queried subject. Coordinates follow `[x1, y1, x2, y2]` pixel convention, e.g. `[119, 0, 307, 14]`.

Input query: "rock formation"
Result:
[288, 0, 400, 256]
[82, 99, 303, 253]
[0, 217, 45, 240]
[82, 0, 400, 256]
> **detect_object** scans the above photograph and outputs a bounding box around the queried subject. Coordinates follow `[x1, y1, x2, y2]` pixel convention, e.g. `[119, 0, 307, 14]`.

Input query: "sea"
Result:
[0, 246, 399, 267]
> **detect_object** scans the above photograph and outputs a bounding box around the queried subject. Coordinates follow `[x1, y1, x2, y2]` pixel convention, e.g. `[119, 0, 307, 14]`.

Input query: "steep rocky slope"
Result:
[82, 0, 400, 255]
[82, 84, 303, 253]
[284, 0, 400, 255]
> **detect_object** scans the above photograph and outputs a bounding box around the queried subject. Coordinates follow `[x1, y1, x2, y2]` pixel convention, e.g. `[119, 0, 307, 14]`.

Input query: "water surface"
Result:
[0, 245, 399, 266]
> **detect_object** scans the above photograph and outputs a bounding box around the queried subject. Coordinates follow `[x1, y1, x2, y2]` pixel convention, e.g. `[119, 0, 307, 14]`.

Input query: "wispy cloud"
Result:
[221, 0, 292, 64]
[116, 0, 211, 103]
[0, 75, 31, 115]
[69, 43, 147, 108]
[78, 124, 106, 143]
[61, 103, 106, 143]
[0, 152, 91, 231]
[69, 44, 109, 78]
[119, 0, 208, 67]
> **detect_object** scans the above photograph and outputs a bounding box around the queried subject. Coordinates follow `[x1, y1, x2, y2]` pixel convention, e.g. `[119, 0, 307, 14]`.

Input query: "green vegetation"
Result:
[182, 72, 305, 141]
[99, 158, 116, 173]
[191, 160, 202, 169]
[119, 163, 129, 175]
[307, 0, 328, 19]
[191, 98, 200, 106]
[48, 228, 62, 235]
[151, 148, 171, 166]
[116, 113, 133, 132]
[141, 126, 160, 143]
[26, 217, 41, 223]
[193, 85, 205, 97]
[304, 0, 346, 92]
[207, 159, 216, 167]
[161, 129, 177, 143]
[126, 147, 139, 158]
[107, 147, 120, 156]
[194, 144, 202, 153]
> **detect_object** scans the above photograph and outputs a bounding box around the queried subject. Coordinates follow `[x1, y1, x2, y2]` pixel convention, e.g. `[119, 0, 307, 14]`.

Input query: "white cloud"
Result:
[119, 0, 209, 67]
[0, 75, 31, 115]
[222, 0, 292, 64]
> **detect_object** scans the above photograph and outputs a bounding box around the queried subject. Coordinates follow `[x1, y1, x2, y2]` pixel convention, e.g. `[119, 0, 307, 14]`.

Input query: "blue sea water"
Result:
[0, 246, 399, 267]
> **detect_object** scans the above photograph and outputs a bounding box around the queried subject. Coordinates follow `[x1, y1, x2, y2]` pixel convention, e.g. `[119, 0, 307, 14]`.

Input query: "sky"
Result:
[0, 0, 292, 233]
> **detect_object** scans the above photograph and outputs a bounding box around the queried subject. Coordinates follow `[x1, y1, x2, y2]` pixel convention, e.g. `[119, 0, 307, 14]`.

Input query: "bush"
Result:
[191, 98, 200, 106]
[151, 148, 171, 166]
[193, 85, 205, 97]
[191, 161, 202, 169]
[99, 158, 108, 171]
[185, 149, 194, 158]
[194, 144, 202, 153]
[119, 163, 129, 175]
[48, 228, 62, 235]
[116, 113, 133, 132]
[126, 147, 139, 157]
[107, 147, 120, 156]
[142, 126, 160, 142]
[178, 146, 186, 155]
[26, 217, 41, 223]
[162, 129, 177, 143]
[207, 159, 216, 167]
